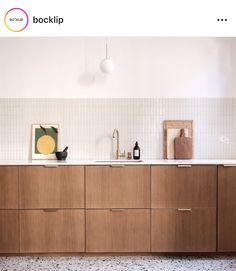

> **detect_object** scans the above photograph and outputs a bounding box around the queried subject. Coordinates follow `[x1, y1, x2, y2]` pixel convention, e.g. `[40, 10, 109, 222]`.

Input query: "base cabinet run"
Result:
[1, 164, 235, 254]
[20, 209, 85, 253]
[86, 209, 150, 252]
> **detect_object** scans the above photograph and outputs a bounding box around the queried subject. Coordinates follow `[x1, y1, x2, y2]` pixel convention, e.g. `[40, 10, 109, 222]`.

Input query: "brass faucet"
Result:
[112, 129, 126, 159]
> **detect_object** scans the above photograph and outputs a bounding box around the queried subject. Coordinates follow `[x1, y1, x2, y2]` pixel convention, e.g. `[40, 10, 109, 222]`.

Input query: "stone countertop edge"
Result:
[0, 159, 236, 166]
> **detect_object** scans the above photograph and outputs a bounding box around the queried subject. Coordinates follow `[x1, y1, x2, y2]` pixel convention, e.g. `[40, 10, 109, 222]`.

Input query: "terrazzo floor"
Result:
[0, 256, 236, 271]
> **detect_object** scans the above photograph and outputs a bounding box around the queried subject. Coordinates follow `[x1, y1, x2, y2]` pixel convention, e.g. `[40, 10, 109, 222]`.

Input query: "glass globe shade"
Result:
[100, 58, 115, 73]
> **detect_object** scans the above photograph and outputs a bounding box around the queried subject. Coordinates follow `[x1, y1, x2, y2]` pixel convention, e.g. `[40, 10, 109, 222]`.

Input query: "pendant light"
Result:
[100, 42, 115, 74]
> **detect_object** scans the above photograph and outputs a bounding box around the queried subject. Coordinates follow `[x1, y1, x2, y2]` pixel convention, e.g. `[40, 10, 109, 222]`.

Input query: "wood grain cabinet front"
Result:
[19, 166, 84, 209]
[0, 210, 19, 253]
[86, 209, 150, 252]
[86, 166, 150, 208]
[0, 166, 18, 209]
[151, 165, 217, 252]
[218, 165, 236, 252]
[151, 208, 216, 252]
[151, 165, 217, 208]
[20, 209, 85, 253]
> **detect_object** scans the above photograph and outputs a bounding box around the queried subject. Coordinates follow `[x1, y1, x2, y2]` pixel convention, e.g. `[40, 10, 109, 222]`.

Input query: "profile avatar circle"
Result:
[4, 8, 29, 32]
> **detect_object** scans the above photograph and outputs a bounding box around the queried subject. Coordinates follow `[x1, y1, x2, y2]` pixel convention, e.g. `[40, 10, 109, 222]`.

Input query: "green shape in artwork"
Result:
[35, 127, 58, 155]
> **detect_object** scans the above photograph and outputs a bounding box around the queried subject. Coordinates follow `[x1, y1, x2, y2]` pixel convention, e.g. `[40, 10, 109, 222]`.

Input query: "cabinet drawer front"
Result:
[86, 166, 150, 208]
[0, 210, 19, 253]
[20, 209, 85, 253]
[0, 166, 18, 209]
[86, 209, 150, 252]
[151, 166, 217, 208]
[151, 208, 216, 252]
[218, 166, 236, 251]
[19, 166, 84, 209]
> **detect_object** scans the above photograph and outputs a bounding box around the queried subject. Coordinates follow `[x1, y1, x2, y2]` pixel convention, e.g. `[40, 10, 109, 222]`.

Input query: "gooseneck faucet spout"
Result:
[113, 129, 120, 160]
[112, 129, 125, 160]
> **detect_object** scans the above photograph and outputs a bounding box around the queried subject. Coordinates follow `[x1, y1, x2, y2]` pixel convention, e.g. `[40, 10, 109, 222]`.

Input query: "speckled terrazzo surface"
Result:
[0, 256, 236, 271]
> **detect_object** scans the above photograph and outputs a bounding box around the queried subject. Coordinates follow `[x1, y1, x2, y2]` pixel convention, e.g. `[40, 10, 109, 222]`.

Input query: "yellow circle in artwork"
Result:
[37, 135, 55, 155]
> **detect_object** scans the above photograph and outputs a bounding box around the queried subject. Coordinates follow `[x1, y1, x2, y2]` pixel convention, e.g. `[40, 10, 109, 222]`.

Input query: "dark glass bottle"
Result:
[133, 141, 140, 160]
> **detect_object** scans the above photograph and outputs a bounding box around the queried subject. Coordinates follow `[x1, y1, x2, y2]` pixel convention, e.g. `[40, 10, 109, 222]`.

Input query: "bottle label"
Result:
[134, 150, 139, 157]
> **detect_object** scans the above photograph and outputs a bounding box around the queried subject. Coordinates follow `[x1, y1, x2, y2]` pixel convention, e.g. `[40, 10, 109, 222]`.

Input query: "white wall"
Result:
[0, 37, 236, 98]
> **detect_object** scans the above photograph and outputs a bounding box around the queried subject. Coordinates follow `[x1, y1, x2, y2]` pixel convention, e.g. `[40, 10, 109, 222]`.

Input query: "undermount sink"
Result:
[95, 159, 144, 163]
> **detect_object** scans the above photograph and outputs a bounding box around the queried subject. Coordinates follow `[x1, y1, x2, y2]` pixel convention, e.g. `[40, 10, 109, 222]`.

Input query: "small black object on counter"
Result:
[56, 146, 68, 160]
[133, 141, 140, 160]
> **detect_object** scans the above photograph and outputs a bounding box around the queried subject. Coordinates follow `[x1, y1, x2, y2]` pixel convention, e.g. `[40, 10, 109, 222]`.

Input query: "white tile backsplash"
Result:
[0, 98, 236, 160]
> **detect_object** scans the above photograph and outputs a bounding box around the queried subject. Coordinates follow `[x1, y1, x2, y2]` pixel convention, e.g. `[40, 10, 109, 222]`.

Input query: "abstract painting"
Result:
[32, 124, 59, 159]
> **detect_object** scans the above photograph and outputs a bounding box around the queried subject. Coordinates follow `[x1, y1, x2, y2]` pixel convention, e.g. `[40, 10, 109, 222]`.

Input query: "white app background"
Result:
[0, 0, 235, 36]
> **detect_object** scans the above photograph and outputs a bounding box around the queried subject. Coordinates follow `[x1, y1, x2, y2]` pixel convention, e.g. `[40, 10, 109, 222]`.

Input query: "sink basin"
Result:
[95, 159, 144, 163]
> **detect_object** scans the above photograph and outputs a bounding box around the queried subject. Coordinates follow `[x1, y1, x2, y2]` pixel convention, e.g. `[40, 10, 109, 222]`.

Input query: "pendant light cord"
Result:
[106, 43, 108, 59]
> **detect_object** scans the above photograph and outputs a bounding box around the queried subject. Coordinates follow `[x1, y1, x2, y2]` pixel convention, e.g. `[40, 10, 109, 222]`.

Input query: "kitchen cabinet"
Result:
[0, 166, 18, 209]
[218, 165, 236, 251]
[151, 165, 217, 252]
[20, 209, 85, 253]
[0, 210, 19, 253]
[0, 163, 231, 255]
[86, 166, 150, 208]
[0, 167, 19, 253]
[86, 209, 150, 252]
[86, 166, 150, 252]
[151, 165, 217, 208]
[19, 166, 84, 209]
[151, 208, 216, 252]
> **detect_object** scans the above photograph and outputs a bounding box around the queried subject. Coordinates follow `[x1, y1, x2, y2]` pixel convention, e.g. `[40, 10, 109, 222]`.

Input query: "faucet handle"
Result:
[119, 150, 126, 158]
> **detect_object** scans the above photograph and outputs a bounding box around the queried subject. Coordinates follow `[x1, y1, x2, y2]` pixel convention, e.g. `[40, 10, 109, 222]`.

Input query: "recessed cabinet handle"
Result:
[110, 208, 125, 212]
[110, 165, 125, 168]
[177, 208, 192, 212]
[177, 165, 192, 168]
[223, 164, 236, 167]
[43, 208, 59, 212]
[44, 165, 59, 168]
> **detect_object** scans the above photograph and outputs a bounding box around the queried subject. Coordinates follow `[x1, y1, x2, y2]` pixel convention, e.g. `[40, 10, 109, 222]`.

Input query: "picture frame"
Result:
[32, 124, 59, 159]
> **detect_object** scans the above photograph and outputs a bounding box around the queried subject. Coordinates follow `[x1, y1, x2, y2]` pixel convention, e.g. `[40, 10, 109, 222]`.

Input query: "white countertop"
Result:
[0, 159, 236, 166]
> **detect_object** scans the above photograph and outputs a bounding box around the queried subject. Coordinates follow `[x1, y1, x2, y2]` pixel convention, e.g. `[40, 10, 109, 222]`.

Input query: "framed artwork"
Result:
[32, 124, 59, 159]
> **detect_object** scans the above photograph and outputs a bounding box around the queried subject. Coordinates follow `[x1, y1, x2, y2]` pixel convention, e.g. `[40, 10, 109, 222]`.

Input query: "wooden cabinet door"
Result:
[19, 166, 84, 209]
[0, 210, 19, 253]
[151, 208, 216, 252]
[151, 165, 217, 208]
[20, 209, 85, 253]
[86, 209, 150, 252]
[218, 166, 236, 251]
[0, 166, 18, 209]
[86, 166, 150, 208]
